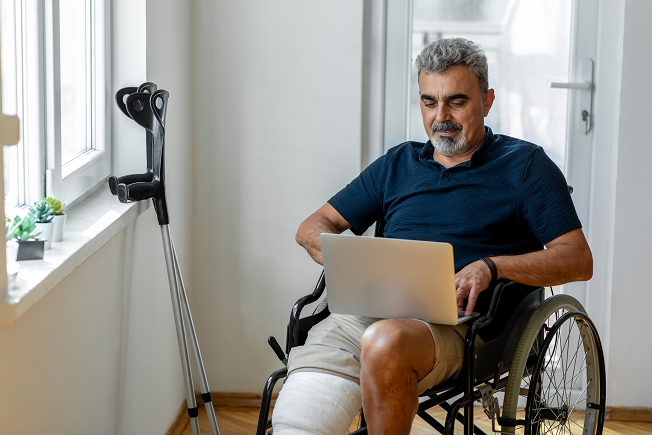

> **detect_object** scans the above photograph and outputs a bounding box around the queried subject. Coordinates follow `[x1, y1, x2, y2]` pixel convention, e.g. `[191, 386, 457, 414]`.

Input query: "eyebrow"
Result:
[420, 93, 470, 101]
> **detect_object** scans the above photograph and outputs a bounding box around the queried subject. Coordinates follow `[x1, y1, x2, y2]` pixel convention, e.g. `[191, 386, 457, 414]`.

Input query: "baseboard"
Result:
[166, 392, 277, 435]
[166, 400, 190, 435]
[605, 406, 652, 422]
[209, 392, 278, 408]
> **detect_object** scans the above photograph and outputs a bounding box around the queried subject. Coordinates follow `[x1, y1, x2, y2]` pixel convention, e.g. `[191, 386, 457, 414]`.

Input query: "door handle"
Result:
[550, 81, 591, 90]
[550, 58, 594, 135]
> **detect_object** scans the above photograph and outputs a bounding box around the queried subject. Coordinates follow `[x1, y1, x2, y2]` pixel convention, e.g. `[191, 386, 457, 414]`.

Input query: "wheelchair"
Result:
[256, 223, 606, 435]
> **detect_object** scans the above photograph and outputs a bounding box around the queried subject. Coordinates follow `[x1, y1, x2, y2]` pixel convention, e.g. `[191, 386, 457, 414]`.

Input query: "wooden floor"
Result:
[181, 406, 652, 435]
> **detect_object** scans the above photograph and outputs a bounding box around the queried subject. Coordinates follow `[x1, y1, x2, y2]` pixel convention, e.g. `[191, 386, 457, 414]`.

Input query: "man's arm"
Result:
[296, 203, 352, 265]
[456, 228, 593, 315]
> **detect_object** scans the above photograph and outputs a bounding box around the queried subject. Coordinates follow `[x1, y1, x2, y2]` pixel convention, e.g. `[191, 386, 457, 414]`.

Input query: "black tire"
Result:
[501, 294, 605, 435]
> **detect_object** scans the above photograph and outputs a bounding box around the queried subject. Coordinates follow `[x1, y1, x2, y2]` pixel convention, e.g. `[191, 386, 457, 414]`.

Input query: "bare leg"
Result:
[359, 319, 436, 435]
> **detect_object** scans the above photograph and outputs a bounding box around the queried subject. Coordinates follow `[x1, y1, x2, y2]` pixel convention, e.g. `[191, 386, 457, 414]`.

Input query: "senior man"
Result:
[272, 38, 593, 435]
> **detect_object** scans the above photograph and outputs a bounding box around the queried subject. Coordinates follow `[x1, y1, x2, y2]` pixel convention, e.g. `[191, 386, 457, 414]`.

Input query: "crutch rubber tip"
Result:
[117, 184, 129, 203]
[108, 176, 119, 195]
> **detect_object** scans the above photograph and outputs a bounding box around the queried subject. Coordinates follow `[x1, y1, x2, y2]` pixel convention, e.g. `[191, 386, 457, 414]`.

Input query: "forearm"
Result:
[296, 204, 351, 265]
[491, 242, 593, 287]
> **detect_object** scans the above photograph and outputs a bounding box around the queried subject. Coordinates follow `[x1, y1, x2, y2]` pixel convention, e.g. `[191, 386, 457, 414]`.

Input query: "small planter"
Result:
[16, 239, 45, 261]
[35, 222, 54, 249]
[52, 213, 67, 242]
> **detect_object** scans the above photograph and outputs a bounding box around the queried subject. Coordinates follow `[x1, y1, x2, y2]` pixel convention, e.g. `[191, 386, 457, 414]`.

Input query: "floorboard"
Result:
[179, 405, 652, 434]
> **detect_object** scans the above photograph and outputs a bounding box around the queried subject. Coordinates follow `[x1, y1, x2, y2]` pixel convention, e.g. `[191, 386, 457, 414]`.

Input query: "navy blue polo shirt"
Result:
[328, 127, 581, 273]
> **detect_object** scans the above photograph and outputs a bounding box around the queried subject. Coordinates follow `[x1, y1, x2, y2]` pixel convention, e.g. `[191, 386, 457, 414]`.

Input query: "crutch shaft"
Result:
[171, 238, 220, 435]
[172, 240, 210, 393]
[161, 225, 200, 435]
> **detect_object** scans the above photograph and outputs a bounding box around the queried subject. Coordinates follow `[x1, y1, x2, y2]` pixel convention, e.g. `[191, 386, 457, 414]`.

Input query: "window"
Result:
[1, 0, 109, 215]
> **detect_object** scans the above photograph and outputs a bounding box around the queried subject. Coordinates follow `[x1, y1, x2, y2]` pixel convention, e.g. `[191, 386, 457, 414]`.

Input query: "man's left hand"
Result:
[455, 260, 493, 316]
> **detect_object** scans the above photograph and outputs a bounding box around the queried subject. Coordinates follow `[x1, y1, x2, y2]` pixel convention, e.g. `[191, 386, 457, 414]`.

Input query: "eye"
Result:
[451, 101, 465, 108]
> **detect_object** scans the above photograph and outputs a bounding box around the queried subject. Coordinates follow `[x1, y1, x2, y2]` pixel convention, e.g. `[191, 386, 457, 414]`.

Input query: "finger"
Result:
[456, 287, 467, 305]
[465, 288, 479, 316]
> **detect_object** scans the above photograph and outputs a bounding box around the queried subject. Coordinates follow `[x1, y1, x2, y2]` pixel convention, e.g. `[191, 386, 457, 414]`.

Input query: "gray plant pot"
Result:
[16, 239, 45, 261]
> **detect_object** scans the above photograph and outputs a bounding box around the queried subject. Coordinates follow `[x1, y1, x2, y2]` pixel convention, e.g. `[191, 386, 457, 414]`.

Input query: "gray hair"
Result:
[415, 38, 489, 94]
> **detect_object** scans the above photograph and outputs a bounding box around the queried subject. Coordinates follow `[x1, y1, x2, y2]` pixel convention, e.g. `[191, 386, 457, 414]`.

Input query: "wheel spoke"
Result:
[568, 380, 591, 415]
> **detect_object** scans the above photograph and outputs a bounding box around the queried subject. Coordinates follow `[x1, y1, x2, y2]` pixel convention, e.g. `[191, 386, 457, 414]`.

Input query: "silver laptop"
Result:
[320, 233, 479, 325]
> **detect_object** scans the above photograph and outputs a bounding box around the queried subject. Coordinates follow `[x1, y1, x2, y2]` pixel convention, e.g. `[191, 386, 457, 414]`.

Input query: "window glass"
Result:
[1, 0, 21, 209]
[410, 0, 572, 171]
[59, 0, 89, 165]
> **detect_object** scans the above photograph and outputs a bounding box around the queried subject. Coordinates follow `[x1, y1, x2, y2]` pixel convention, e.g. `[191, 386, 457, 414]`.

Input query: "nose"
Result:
[434, 104, 451, 124]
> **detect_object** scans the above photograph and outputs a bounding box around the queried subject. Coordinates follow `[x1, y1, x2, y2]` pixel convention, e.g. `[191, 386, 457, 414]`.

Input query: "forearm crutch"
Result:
[110, 83, 220, 435]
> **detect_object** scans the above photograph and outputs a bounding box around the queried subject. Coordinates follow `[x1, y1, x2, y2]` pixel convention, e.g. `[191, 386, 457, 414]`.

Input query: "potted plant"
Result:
[45, 197, 66, 242]
[29, 200, 54, 249]
[6, 215, 44, 260]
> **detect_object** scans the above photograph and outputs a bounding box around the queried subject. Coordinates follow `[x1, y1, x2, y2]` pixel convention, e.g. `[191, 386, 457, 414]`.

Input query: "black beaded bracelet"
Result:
[480, 257, 498, 282]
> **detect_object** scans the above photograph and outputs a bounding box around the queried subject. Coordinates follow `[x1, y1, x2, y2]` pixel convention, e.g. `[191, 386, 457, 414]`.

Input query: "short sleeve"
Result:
[520, 147, 582, 244]
[328, 154, 385, 235]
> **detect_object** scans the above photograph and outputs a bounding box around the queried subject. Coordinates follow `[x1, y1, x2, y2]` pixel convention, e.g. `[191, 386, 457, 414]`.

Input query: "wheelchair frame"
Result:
[256, 226, 606, 435]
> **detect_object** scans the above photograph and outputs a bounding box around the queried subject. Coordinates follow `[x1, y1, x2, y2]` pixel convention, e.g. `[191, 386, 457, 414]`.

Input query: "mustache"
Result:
[431, 122, 463, 134]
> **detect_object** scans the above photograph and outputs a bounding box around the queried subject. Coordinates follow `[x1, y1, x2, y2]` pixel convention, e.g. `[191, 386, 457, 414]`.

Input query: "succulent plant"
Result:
[6, 215, 41, 242]
[45, 197, 66, 215]
[29, 199, 54, 223]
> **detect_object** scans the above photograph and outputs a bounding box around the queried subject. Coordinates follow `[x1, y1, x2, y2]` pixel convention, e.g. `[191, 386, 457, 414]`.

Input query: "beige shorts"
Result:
[287, 313, 483, 395]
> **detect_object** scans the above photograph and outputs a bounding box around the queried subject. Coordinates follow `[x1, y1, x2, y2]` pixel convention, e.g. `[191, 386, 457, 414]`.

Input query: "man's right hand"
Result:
[454, 259, 493, 315]
[296, 203, 352, 265]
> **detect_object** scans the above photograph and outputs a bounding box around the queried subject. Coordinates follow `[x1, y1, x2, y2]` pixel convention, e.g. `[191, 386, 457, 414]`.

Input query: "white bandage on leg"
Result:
[272, 372, 362, 435]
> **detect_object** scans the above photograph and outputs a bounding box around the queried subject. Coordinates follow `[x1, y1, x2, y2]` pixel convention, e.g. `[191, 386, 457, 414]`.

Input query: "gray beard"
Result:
[432, 134, 469, 155]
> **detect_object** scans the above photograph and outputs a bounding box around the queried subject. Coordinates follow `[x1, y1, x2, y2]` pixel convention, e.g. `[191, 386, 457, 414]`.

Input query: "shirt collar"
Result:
[419, 126, 495, 168]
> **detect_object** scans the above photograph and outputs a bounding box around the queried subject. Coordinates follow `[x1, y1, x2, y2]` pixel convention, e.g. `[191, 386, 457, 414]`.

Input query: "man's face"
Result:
[419, 65, 495, 155]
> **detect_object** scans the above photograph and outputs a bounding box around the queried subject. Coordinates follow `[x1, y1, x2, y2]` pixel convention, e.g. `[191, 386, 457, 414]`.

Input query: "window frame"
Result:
[44, 0, 111, 208]
[2, 0, 110, 217]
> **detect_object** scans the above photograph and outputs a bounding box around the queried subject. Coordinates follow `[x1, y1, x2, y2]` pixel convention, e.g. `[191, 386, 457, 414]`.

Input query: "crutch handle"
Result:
[109, 172, 153, 195]
[117, 180, 160, 203]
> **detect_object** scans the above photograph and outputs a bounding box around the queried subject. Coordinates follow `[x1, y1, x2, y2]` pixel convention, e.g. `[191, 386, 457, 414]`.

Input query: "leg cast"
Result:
[272, 372, 362, 435]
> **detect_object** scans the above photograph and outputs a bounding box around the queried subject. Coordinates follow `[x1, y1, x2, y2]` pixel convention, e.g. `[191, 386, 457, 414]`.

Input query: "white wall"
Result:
[0, 209, 184, 435]
[189, 0, 364, 392]
[601, 0, 652, 408]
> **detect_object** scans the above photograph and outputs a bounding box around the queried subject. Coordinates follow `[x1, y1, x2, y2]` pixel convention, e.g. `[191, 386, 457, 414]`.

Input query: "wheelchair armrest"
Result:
[286, 270, 326, 354]
[462, 280, 514, 390]
[480, 279, 513, 325]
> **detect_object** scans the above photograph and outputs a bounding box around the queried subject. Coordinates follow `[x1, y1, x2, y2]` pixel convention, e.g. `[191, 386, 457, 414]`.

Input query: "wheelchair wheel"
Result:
[501, 294, 606, 435]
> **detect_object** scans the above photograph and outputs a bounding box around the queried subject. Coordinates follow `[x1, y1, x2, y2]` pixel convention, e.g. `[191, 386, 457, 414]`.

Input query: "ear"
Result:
[483, 89, 495, 117]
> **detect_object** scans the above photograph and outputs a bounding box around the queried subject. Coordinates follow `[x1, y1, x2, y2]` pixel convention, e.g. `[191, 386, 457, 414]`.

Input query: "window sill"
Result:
[0, 183, 150, 326]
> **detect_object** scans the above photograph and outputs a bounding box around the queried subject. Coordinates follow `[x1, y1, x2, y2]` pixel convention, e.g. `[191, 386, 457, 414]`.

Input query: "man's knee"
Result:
[361, 320, 406, 365]
[360, 319, 435, 378]
[272, 372, 361, 435]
